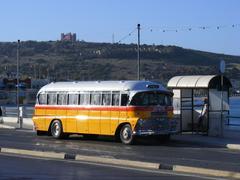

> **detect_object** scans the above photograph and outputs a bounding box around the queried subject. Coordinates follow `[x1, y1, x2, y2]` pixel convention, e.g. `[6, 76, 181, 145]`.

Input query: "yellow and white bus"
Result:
[33, 81, 177, 144]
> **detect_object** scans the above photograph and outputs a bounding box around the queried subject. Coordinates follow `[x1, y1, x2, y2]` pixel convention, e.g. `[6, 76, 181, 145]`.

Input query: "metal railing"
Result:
[1, 106, 34, 118]
[226, 115, 240, 126]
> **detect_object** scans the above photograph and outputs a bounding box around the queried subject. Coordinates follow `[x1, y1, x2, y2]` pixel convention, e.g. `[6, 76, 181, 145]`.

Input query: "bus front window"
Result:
[130, 91, 171, 106]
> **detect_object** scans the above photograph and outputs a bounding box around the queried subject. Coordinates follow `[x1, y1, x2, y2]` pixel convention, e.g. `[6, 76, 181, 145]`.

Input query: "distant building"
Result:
[61, 33, 77, 42]
[2, 78, 31, 89]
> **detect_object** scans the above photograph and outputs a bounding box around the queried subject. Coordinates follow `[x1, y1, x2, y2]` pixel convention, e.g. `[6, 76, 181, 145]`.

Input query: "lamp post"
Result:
[137, 24, 140, 80]
[17, 40, 22, 128]
[219, 60, 225, 137]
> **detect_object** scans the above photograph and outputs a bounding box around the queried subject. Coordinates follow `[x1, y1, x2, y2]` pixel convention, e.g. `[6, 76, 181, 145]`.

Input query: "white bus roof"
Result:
[38, 80, 168, 93]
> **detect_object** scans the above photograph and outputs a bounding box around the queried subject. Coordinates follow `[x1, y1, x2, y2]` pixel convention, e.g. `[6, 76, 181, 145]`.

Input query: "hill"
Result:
[0, 40, 240, 86]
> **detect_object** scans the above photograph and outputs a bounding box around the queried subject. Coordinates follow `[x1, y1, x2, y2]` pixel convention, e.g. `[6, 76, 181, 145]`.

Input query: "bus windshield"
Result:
[130, 91, 171, 106]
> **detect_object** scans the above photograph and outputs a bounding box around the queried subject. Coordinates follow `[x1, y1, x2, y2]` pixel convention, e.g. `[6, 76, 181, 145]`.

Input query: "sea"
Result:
[229, 96, 240, 125]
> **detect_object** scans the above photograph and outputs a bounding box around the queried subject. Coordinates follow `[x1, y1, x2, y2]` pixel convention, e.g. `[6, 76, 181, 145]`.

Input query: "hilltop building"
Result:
[61, 33, 77, 42]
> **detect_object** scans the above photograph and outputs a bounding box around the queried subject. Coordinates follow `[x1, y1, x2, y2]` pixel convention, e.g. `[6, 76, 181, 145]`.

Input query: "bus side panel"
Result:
[55, 108, 67, 132]
[110, 109, 119, 135]
[100, 109, 111, 135]
[45, 107, 56, 131]
[127, 109, 139, 130]
[66, 108, 77, 133]
[119, 107, 127, 124]
[88, 108, 100, 134]
[33, 107, 46, 131]
[77, 109, 89, 133]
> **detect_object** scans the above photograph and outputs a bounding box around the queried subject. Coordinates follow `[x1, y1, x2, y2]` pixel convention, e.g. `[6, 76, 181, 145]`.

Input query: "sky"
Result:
[0, 0, 239, 55]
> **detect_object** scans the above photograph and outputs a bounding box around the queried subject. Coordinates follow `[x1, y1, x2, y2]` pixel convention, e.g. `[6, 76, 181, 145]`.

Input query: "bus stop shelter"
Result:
[167, 75, 232, 136]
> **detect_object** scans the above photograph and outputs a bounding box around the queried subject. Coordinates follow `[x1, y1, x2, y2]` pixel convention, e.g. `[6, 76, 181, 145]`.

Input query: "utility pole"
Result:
[137, 24, 140, 80]
[219, 60, 225, 137]
[112, 33, 115, 44]
[17, 40, 22, 128]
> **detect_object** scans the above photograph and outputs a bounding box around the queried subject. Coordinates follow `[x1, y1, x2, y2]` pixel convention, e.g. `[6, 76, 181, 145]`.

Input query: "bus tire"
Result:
[50, 120, 64, 139]
[120, 124, 134, 145]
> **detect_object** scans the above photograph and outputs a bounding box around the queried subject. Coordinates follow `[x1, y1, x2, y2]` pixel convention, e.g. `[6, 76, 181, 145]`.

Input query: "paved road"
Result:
[0, 153, 218, 180]
[0, 129, 240, 172]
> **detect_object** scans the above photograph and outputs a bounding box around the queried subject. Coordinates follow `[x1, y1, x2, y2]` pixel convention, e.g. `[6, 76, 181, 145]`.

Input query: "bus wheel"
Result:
[120, 124, 134, 145]
[51, 120, 64, 139]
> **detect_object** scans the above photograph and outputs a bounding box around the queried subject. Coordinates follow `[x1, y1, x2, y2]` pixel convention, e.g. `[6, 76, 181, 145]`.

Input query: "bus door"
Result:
[88, 92, 101, 134]
[119, 93, 129, 119]
[100, 92, 111, 135]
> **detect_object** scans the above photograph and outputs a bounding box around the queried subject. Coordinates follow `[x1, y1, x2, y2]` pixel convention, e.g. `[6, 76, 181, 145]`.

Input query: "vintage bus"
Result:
[33, 81, 177, 144]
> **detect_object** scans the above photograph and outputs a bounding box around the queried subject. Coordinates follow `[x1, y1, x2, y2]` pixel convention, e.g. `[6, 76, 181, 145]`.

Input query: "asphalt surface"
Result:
[0, 129, 240, 172]
[0, 153, 218, 180]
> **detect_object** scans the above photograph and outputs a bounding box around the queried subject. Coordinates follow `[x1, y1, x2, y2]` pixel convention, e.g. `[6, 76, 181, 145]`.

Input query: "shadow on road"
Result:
[64, 134, 218, 148]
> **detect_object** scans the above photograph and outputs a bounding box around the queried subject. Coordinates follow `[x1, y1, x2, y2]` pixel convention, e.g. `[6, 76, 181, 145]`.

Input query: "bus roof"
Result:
[38, 80, 168, 93]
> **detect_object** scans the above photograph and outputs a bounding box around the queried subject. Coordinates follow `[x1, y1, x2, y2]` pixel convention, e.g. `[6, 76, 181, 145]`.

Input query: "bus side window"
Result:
[47, 93, 57, 105]
[38, 93, 47, 105]
[102, 92, 111, 106]
[68, 94, 79, 105]
[121, 94, 129, 106]
[80, 92, 90, 105]
[58, 93, 68, 105]
[112, 92, 120, 106]
[90, 92, 101, 105]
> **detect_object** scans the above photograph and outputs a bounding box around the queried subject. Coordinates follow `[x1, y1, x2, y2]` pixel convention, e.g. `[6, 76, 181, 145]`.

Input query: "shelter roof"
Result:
[167, 75, 232, 89]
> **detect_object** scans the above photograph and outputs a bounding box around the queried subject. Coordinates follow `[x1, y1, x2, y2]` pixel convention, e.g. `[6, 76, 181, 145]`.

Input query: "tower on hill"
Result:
[61, 33, 77, 42]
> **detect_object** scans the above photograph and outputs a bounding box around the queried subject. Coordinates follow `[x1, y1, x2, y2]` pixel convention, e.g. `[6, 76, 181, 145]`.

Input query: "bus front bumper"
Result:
[133, 118, 178, 136]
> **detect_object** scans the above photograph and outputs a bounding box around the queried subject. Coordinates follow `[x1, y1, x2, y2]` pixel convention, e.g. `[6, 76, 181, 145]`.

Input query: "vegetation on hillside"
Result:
[0, 40, 240, 86]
